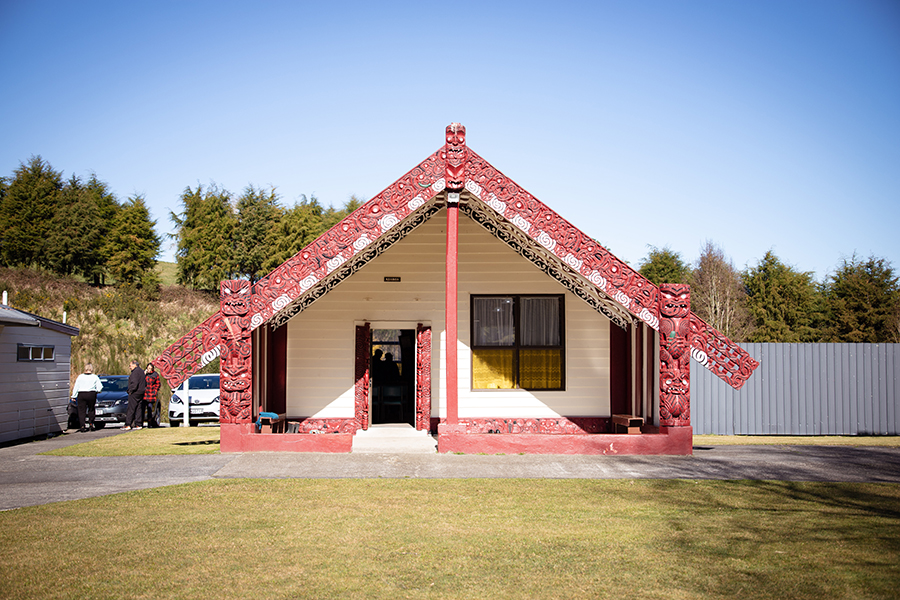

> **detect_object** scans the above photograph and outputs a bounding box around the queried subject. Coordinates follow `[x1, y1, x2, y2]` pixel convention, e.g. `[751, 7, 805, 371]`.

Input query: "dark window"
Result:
[470, 295, 564, 390]
[17, 344, 55, 362]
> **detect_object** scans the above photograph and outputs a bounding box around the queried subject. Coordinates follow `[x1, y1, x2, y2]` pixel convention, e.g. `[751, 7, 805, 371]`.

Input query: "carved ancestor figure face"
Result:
[221, 280, 251, 316]
[661, 366, 690, 400]
[659, 284, 690, 319]
[446, 123, 466, 156]
[660, 365, 690, 424]
[445, 123, 466, 191]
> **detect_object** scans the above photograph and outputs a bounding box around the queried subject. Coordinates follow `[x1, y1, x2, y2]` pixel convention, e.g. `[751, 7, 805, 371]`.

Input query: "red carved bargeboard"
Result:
[689, 313, 760, 390]
[659, 284, 691, 427]
[247, 150, 446, 330]
[153, 151, 445, 390]
[464, 149, 661, 331]
[154, 311, 224, 390]
[461, 146, 759, 390]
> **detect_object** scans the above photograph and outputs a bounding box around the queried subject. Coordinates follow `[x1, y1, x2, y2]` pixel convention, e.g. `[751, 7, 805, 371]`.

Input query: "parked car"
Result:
[168, 374, 220, 426]
[93, 375, 129, 429]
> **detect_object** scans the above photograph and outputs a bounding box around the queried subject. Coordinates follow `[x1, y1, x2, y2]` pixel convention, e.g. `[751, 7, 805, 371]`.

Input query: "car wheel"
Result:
[169, 420, 180, 427]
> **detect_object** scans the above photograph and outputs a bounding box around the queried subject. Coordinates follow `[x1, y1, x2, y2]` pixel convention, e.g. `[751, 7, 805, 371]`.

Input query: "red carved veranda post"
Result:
[658, 283, 691, 427]
[220, 280, 253, 424]
[444, 123, 466, 426]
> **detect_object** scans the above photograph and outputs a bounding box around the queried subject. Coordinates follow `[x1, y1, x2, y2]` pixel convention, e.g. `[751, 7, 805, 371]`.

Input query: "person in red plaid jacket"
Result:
[143, 362, 162, 428]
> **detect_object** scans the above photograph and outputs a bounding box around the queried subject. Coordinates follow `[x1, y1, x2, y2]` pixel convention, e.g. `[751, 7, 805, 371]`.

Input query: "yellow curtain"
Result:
[472, 348, 515, 389]
[519, 349, 562, 389]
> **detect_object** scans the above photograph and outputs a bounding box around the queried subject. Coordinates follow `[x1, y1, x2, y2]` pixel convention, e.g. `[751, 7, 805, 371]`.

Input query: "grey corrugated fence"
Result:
[691, 343, 900, 435]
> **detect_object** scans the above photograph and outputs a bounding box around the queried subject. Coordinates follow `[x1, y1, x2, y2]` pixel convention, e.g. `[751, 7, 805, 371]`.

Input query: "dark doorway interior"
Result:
[609, 323, 630, 417]
[371, 329, 415, 425]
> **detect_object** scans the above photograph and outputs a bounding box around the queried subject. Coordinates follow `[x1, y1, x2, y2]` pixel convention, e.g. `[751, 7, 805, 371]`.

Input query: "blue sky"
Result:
[2, 0, 898, 281]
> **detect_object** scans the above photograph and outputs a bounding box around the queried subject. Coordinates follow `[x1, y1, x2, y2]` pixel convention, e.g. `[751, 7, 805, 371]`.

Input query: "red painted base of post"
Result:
[220, 423, 354, 453]
[437, 426, 693, 455]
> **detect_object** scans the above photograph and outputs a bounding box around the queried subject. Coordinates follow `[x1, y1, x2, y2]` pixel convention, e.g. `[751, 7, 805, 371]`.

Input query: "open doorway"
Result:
[371, 329, 415, 425]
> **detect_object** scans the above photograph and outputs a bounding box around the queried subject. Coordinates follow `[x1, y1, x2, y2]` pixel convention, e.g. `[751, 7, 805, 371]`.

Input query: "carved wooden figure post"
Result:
[444, 123, 465, 427]
[658, 283, 691, 427]
[220, 280, 253, 424]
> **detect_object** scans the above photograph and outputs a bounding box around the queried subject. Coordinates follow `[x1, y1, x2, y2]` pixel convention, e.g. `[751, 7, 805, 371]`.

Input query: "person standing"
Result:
[143, 362, 161, 428]
[124, 359, 146, 431]
[70, 363, 103, 432]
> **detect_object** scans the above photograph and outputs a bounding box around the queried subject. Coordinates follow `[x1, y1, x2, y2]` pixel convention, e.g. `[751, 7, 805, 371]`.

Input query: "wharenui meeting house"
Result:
[155, 124, 759, 455]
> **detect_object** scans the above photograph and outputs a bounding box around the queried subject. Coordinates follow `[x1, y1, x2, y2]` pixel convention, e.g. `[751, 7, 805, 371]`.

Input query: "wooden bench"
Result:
[612, 414, 644, 434]
[258, 413, 287, 433]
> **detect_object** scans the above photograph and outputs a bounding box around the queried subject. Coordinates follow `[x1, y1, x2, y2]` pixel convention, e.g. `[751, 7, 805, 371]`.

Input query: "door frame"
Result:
[354, 321, 432, 431]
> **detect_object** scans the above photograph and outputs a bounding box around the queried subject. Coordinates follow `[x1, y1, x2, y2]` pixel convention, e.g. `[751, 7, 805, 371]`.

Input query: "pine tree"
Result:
[0, 156, 63, 268]
[48, 174, 120, 283]
[638, 245, 692, 285]
[261, 194, 325, 273]
[743, 250, 820, 342]
[172, 184, 236, 290]
[823, 255, 900, 343]
[234, 186, 283, 283]
[104, 195, 160, 287]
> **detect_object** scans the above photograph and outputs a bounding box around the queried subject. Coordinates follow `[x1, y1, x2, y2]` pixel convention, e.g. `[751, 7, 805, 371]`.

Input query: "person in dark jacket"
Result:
[124, 359, 146, 431]
[142, 362, 161, 428]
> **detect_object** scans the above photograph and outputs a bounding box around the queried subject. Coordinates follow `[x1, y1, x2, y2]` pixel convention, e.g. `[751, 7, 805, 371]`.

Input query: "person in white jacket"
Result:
[71, 363, 103, 432]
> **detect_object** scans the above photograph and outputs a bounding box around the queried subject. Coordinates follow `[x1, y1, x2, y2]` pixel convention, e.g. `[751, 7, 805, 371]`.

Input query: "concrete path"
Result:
[1, 427, 899, 511]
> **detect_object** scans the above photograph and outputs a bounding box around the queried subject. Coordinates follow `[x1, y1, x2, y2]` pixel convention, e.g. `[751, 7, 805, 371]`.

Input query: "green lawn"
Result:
[22, 430, 900, 598]
[0, 479, 897, 600]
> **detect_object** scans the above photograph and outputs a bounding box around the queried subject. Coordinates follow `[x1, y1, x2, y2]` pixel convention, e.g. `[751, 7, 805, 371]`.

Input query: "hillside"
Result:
[0, 266, 220, 400]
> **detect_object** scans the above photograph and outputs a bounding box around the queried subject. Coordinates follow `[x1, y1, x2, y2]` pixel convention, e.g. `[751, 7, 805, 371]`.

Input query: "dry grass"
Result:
[0, 266, 219, 415]
[693, 435, 900, 447]
[42, 426, 220, 456]
[0, 479, 897, 599]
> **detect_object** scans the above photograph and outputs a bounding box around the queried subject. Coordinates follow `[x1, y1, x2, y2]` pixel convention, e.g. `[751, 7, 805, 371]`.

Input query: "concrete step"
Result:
[352, 424, 438, 454]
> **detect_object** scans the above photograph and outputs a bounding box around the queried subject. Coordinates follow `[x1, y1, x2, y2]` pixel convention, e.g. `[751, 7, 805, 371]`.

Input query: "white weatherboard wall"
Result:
[0, 325, 73, 443]
[284, 207, 611, 421]
[457, 216, 611, 418]
[285, 214, 446, 419]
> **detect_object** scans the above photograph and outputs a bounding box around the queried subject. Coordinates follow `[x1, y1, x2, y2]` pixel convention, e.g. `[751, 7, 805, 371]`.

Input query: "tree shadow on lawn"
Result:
[173, 440, 219, 446]
[657, 480, 900, 599]
[689, 444, 900, 483]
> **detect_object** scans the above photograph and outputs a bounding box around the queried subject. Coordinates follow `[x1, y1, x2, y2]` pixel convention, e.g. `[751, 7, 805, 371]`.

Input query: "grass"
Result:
[155, 260, 178, 286]
[693, 435, 900, 447]
[0, 479, 897, 599]
[42, 427, 221, 456]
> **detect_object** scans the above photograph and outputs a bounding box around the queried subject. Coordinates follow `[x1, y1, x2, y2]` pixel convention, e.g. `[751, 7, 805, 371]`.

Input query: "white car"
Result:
[168, 374, 220, 427]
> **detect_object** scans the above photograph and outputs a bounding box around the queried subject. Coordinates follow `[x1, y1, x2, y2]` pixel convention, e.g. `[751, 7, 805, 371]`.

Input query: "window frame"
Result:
[16, 344, 55, 362]
[470, 294, 566, 391]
